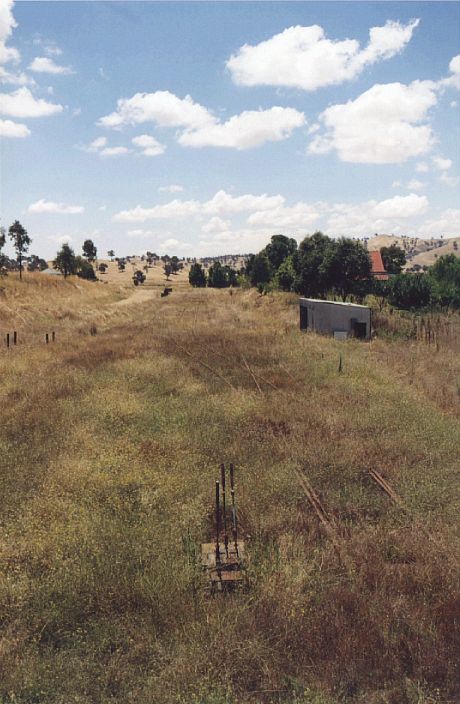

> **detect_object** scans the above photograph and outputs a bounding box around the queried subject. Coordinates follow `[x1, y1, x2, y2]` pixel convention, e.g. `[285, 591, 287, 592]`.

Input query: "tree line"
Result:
[189, 233, 460, 310]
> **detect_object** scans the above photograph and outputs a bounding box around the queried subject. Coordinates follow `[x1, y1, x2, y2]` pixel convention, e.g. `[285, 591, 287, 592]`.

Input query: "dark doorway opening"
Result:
[300, 306, 308, 330]
[353, 322, 367, 339]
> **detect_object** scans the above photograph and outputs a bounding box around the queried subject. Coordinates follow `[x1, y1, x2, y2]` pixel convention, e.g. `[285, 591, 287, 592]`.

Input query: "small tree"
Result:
[98, 263, 108, 274]
[223, 265, 239, 287]
[54, 243, 77, 278]
[276, 255, 295, 291]
[428, 254, 460, 309]
[82, 239, 97, 262]
[387, 273, 433, 309]
[207, 261, 227, 288]
[189, 262, 206, 287]
[249, 253, 272, 287]
[170, 256, 182, 274]
[0, 226, 7, 275]
[8, 220, 31, 280]
[380, 244, 406, 275]
[132, 270, 146, 286]
[164, 262, 172, 280]
[107, 249, 115, 260]
[118, 260, 126, 272]
[76, 257, 97, 280]
[27, 255, 47, 272]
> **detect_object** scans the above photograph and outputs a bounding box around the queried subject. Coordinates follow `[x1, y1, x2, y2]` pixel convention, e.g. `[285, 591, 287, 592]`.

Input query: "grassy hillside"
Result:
[0, 278, 458, 703]
[366, 234, 459, 269]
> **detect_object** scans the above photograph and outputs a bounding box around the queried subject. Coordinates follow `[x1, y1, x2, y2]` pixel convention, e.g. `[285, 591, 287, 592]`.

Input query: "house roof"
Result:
[369, 251, 389, 280]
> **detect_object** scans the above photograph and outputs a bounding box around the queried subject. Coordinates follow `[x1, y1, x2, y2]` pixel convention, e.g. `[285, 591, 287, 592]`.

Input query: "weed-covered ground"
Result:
[0, 282, 458, 703]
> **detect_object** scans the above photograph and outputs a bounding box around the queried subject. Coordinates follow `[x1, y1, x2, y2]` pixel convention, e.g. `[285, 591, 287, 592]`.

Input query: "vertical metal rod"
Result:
[215, 481, 220, 565]
[231, 488, 239, 559]
[221, 463, 228, 557]
[52, 331, 55, 342]
[13, 331, 17, 345]
[229, 463, 238, 555]
[6, 333, 10, 348]
[45, 333, 49, 345]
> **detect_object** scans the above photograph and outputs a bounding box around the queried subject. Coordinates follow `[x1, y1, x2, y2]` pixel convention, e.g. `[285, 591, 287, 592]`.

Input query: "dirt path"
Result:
[112, 286, 160, 307]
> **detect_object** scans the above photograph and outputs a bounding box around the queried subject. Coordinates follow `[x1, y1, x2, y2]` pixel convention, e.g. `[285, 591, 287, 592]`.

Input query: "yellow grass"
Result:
[0, 279, 459, 704]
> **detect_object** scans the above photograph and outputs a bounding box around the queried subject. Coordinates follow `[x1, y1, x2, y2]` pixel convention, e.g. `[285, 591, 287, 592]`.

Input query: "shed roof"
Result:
[299, 297, 370, 310]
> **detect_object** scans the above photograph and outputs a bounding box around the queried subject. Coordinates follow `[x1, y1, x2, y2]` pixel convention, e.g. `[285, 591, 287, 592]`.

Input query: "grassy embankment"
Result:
[0, 272, 459, 704]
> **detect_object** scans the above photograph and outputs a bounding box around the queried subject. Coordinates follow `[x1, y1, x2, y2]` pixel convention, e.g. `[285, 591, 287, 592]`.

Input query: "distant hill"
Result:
[365, 234, 459, 270]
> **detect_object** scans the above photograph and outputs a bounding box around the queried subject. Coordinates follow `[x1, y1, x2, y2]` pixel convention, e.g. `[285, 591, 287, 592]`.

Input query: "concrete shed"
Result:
[299, 298, 371, 340]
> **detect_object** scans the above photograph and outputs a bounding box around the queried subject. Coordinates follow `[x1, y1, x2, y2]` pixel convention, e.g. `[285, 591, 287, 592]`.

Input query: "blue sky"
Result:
[1, 1, 459, 259]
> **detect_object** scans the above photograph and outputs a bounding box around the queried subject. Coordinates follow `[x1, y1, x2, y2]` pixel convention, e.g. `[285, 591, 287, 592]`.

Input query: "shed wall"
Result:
[299, 299, 371, 340]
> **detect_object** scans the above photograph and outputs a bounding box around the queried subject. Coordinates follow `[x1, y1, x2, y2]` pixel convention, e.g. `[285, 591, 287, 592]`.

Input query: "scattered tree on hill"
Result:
[8, 220, 31, 280]
[82, 239, 97, 262]
[170, 256, 183, 274]
[164, 262, 172, 280]
[98, 263, 108, 274]
[207, 261, 227, 288]
[189, 262, 207, 287]
[27, 255, 47, 272]
[76, 257, 97, 280]
[107, 249, 115, 260]
[54, 243, 77, 278]
[223, 265, 239, 287]
[133, 270, 146, 286]
[380, 244, 406, 274]
[0, 227, 7, 275]
[118, 260, 126, 272]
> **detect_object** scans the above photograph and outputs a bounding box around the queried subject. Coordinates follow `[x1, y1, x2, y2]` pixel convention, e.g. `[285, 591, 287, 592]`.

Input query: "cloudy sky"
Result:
[1, 1, 459, 259]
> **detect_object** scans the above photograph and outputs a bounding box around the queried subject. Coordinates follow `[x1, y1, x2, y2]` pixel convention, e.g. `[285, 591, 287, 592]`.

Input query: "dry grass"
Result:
[0, 283, 458, 704]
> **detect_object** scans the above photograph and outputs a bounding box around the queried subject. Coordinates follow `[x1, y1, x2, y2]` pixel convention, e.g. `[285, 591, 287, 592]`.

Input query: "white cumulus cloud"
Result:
[0, 0, 20, 65]
[432, 155, 452, 171]
[0, 117, 30, 137]
[309, 80, 437, 163]
[227, 19, 419, 91]
[202, 217, 231, 234]
[28, 199, 84, 214]
[98, 90, 214, 130]
[113, 189, 284, 223]
[29, 56, 74, 75]
[178, 107, 305, 150]
[0, 87, 63, 117]
[100, 145, 130, 156]
[406, 179, 425, 191]
[99, 90, 303, 150]
[247, 202, 321, 229]
[132, 134, 165, 156]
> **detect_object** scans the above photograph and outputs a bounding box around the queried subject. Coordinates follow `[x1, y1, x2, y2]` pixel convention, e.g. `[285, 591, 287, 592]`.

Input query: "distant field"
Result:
[0, 273, 459, 704]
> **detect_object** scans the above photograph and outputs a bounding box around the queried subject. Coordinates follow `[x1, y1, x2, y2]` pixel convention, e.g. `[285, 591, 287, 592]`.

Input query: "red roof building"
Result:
[369, 250, 389, 280]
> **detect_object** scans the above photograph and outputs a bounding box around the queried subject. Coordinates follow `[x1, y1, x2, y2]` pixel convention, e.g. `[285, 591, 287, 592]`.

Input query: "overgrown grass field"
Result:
[0, 278, 458, 703]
